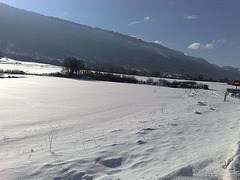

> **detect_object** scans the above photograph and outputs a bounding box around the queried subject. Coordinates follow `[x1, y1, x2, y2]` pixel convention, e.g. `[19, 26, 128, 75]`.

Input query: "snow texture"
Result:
[0, 60, 240, 180]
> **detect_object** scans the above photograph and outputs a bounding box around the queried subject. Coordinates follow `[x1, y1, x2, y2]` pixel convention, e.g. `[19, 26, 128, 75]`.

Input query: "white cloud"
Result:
[154, 40, 163, 45]
[144, 17, 150, 21]
[205, 43, 214, 49]
[183, 15, 199, 20]
[205, 39, 226, 49]
[128, 17, 150, 26]
[188, 38, 226, 50]
[188, 43, 203, 50]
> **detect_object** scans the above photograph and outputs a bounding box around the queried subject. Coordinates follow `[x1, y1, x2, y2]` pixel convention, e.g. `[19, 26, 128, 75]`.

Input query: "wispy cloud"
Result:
[215, 38, 226, 44]
[188, 38, 226, 50]
[183, 15, 199, 20]
[154, 40, 175, 47]
[128, 16, 150, 26]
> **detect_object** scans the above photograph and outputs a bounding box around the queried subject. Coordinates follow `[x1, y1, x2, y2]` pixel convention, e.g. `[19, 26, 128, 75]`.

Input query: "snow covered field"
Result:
[1, 60, 240, 180]
[0, 58, 61, 74]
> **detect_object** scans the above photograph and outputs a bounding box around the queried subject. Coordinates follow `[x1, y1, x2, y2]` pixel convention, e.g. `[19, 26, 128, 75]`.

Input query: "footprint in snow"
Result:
[137, 140, 147, 145]
[137, 128, 156, 135]
[197, 102, 206, 106]
[101, 158, 123, 168]
[194, 111, 201, 114]
[142, 128, 156, 131]
[195, 128, 203, 132]
[167, 122, 178, 126]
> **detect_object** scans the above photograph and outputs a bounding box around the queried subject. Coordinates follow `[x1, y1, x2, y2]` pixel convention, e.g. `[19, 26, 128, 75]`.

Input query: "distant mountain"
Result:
[0, 3, 238, 81]
[221, 66, 240, 74]
[221, 66, 240, 80]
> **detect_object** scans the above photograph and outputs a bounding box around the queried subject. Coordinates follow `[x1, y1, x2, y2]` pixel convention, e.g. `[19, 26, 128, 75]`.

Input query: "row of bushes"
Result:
[0, 69, 25, 75]
[0, 67, 209, 90]
[83, 71, 138, 83]
[51, 70, 208, 90]
[143, 78, 209, 89]
[0, 75, 23, 79]
[52, 70, 138, 84]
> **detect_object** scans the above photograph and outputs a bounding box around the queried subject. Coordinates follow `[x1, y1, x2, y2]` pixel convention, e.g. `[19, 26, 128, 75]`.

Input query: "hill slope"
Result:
[0, 3, 238, 80]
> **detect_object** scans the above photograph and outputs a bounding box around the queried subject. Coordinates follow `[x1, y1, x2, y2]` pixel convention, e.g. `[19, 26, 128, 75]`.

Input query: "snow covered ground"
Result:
[0, 58, 61, 74]
[1, 60, 240, 180]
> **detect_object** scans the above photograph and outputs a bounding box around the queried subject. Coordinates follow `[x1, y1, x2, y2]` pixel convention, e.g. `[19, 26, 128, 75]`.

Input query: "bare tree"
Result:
[62, 57, 85, 75]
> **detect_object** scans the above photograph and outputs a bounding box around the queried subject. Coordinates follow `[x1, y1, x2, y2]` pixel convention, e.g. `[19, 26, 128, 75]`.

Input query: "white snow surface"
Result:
[0, 58, 61, 74]
[1, 61, 240, 180]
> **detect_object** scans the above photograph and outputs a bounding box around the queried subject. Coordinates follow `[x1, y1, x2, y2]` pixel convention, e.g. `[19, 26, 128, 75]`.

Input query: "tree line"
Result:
[58, 57, 209, 89]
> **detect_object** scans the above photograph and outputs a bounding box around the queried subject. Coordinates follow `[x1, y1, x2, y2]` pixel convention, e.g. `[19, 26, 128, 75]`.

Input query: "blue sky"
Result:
[0, 0, 240, 67]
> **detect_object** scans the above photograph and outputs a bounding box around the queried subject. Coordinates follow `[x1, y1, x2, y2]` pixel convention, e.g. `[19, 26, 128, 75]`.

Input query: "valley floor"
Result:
[0, 75, 240, 180]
